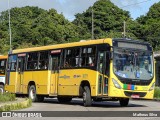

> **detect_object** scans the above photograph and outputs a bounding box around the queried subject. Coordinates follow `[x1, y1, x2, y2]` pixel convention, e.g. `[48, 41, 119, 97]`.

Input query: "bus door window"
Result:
[98, 51, 109, 95]
[17, 54, 26, 93]
[8, 55, 17, 71]
[98, 52, 104, 94]
[98, 52, 104, 73]
[18, 57, 24, 73]
[6, 55, 17, 85]
[52, 56, 60, 73]
[50, 50, 61, 95]
[105, 52, 110, 76]
[50, 50, 61, 73]
[17, 54, 26, 73]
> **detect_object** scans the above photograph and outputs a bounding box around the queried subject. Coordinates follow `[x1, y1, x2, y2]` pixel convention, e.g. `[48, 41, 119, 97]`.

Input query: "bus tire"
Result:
[28, 85, 38, 102]
[57, 97, 72, 103]
[0, 85, 4, 94]
[119, 98, 129, 107]
[83, 86, 92, 107]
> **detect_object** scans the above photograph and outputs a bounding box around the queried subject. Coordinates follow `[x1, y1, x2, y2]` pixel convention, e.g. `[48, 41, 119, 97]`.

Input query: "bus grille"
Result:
[124, 91, 147, 97]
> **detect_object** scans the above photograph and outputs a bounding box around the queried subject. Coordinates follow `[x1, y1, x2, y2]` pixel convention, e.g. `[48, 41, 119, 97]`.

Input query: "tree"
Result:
[73, 0, 136, 39]
[137, 2, 160, 50]
[0, 6, 79, 54]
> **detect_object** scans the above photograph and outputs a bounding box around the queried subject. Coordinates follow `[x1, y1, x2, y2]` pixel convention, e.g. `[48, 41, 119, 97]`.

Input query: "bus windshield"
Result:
[113, 47, 153, 80]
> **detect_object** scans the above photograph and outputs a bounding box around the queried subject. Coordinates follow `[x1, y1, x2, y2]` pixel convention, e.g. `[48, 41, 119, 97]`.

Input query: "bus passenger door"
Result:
[98, 51, 109, 96]
[17, 56, 25, 93]
[50, 54, 60, 95]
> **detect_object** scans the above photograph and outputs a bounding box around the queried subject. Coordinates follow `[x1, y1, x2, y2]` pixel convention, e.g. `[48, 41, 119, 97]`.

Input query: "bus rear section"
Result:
[0, 55, 7, 93]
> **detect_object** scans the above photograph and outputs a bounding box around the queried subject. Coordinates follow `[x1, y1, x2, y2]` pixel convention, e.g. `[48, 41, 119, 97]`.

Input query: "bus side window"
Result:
[62, 47, 96, 68]
[75, 48, 81, 67]
[64, 49, 72, 68]
[27, 52, 38, 70]
[82, 47, 96, 67]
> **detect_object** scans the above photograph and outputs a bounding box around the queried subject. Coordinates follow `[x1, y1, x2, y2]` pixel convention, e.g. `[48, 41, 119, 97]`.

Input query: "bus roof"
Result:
[11, 38, 151, 54]
[0, 55, 7, 59]
[113, 38, 150, 45]
[12, 38, 112, 54]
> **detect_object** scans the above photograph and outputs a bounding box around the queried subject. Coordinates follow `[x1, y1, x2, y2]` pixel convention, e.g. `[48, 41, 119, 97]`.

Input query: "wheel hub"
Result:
[30, 89, 35, 99]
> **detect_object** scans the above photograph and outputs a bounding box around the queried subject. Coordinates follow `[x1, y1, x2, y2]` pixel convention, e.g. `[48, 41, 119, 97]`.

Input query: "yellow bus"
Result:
[5, 38, 155, 106]
[0, 55, 7, 93]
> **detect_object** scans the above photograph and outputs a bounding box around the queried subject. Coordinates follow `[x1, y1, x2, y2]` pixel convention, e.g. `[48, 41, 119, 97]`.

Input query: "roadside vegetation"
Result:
[154, 87, 160, 99]
[0, 98, 32, 111]
[0, 92, 32, 111]
[0, 92, 16, 102]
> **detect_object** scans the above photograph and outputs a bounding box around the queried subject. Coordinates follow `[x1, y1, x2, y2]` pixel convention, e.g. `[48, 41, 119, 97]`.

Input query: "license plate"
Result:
[131, 94, 140, 98]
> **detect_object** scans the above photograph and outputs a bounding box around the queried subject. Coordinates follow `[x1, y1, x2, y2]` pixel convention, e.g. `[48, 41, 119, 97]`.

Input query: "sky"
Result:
[0, 0, 159, 21]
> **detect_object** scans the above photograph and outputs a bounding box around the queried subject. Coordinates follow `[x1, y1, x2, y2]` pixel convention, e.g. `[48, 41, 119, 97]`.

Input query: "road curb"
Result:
[0, 98, 32, 111]
[153, 98, 160, 101]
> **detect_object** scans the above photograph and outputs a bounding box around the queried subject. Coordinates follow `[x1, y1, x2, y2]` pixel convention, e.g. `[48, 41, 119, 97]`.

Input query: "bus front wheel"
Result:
[83, 86, 92, 107]
[28, 85, 38, 102]
[119, 98, 129, 107]
[0, 85, 4, 94]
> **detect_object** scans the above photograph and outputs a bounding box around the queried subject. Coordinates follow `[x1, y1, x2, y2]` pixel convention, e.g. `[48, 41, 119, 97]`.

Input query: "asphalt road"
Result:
[1, 98, 160, 120]
[21, 98, 160, 111]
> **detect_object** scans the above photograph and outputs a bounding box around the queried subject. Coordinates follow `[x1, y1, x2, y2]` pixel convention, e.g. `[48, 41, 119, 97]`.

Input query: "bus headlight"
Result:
[149, 82, 155, 91]
[112, 78, 121, 89]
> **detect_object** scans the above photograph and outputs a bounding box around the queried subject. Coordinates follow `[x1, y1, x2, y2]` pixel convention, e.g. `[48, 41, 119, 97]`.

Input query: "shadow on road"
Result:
[42, 98, 147, 108]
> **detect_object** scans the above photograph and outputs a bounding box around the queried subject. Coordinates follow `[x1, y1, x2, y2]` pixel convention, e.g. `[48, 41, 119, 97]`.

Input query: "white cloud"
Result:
[53, 0, 97, 20]
[0, 0, 159, 21]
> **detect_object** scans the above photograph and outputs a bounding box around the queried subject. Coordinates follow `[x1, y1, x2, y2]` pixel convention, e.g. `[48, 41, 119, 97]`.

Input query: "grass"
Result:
[154, 87, 160, 99]
[0, 92, 16, 102]
[0, 92, 32, 111]
[0, 98, 32, 111]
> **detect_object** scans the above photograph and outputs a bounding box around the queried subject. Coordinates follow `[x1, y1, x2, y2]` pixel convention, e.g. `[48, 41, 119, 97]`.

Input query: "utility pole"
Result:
[123, 21, 126, 38]
[91, 7, 94, 40]
[8, 0, 12, 52]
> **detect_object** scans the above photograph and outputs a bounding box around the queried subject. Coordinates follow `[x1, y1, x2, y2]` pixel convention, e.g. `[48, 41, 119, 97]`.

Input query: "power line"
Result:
[121, 0, 151, 8]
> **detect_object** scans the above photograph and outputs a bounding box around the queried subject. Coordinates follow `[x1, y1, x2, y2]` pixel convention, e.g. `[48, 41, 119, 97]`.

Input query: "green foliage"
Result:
[137, 2, 160, 50]
[154, 87, 160, 99]
[0, 6, 79, 54]
[0, 92, 16, 102]
[73, 0, 136, 39]
[0, 1, 160, 53]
